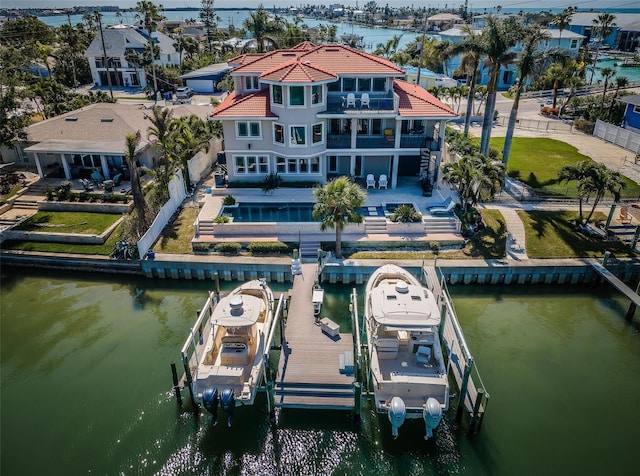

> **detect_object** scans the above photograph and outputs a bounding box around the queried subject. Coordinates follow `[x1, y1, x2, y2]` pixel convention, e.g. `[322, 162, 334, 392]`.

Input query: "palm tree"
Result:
[589, 13, 616, 85]
[443, 153, 505, 213]
[558, 160, 596, 224]
[599, 67, 615, 107]
[608, 75, 629, 116]
[124, 133, 148, 236]
[244, 5, 283, 53]
[502, 27, 549, 167]
[170, 115, 215, 192]
[447, 27, 484, 137]
[146, 105, 174, 199]
[551, 6, 576, 46]
[582, 163, 625, 224]
[312, 176, 366, 259]
[478, 16, 520, 157]
[135, 1, 166, 96]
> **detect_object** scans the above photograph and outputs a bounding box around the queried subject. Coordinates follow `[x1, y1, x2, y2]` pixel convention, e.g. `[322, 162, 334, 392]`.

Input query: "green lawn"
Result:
[15, 211, 120, 234]
[473, 137, 640, 199]
[517, 210, 636, 258]
[154, 206, 198, 254]
[2, 230, 120, 255]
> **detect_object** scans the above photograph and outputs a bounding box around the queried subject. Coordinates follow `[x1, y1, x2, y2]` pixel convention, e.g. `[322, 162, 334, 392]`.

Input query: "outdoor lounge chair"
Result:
[384, 128, 394, 142]
[378, 174, 388, 189]
[113, 173, 122, 186]
[429, 200, 456, 216]
[360, 93, 370, 108]
[427, 196, 452, 211]
[346, 93, 356, 108]
[366, 174, 376, 189]
[91, 170, 105, 185]
[79, 178, 94, 191]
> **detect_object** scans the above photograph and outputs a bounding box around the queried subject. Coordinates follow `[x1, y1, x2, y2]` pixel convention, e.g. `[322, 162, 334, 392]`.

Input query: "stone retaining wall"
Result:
[3, 217, 124, 244]
[38, 201, 133, 214]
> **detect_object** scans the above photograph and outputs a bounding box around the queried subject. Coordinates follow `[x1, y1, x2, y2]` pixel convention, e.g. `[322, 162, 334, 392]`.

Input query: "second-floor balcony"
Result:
[326, 134, 440, 150]
[325, 91, 398, 114]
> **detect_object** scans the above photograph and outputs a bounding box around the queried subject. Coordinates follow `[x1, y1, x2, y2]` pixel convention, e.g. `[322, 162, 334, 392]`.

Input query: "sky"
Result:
[3, 0, 639, 10]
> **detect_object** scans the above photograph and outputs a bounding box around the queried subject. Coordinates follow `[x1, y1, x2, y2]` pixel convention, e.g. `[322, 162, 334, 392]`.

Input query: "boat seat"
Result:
[222, 335, 248, 345]
[416, 345, 431, 366]
[376, 337, 398, 360]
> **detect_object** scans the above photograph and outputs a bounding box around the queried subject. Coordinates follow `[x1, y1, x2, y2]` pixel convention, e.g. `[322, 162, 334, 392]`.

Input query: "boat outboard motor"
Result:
[423, 398, 443, 440]
[220, 388, 236, 427]
[202, 387, 219, 424]
[388, 396, 406, 439]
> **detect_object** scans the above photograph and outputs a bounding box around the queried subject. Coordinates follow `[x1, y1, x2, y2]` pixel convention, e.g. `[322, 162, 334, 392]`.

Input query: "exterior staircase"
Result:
[299, 240, 321, 258]
[11, 199, 39, 210]
[423, 216, 459, 234]
[196, 218, 215, 236]
[274, 381, 355, 409]
[365, 216, 387, 234]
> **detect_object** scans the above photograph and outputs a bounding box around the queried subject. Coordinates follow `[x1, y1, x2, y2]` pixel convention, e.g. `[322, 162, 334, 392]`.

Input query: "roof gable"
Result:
[210, 90, 277, 119]
[260, 59, 338, 83]
[393, 80, 457, 118]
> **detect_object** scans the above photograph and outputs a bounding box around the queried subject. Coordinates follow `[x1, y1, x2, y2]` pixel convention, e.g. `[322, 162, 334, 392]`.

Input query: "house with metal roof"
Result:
[179, 63, 232, 94]
[84, 25, 180, 89]
[209, 42, 456, 191]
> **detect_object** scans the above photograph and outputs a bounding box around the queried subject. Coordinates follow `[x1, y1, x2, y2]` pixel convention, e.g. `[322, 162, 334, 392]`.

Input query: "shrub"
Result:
[222, 194, 236, 205]
[390, 204, 422, 223]
[248, 241, 290, 255]
[192, 243, 212, 253]
[213, 215, 230, 224]
[489, 147, 500, 160]
[215, 242, 241, 255]
[429, 241, 441, 253]
[262, 172, 282, 193]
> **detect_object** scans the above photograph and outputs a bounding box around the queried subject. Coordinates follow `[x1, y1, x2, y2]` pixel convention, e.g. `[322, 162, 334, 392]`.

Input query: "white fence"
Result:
[593, 120, 640, 155]
[495, 116, 573, 133]
[137, 170, 187, 258]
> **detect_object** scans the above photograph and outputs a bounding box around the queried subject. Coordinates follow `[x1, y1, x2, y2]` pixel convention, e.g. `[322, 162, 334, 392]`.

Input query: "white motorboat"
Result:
[312, 283, 324, 316]
[193, 279, 274, 426]
[365, 264, 449, 440]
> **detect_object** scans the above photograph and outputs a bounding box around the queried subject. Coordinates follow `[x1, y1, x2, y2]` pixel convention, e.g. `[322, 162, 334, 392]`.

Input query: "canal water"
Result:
[1, 268, 639, 475]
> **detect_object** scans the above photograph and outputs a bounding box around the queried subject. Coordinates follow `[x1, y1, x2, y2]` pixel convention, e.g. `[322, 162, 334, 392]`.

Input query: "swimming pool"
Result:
[221, 203, 389, 222]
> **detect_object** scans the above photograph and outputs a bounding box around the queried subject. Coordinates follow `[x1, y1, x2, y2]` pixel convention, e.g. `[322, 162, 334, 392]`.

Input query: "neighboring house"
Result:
[84, 25, 180, 88]
[210, 42, 457, 190]
[618, 95, 640, 133]
[14, 103, 212, 181]
[555, 12, 640, 52]
[440, 26, 585, 90]
[179, 63, 232, 93]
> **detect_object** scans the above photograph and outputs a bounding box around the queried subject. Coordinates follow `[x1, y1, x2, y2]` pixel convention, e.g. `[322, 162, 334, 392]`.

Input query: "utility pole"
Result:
[66, 10, 78, 90]
[96, 11, 114, 100]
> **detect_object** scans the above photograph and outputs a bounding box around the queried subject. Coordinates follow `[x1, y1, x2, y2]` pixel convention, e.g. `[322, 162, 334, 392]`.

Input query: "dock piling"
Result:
[182, 355, 197, 411]
[213, 272, 220, 301]
[470, 388, 485, 432]
[455, 357, 474, 423]
[171, 361, 182, 406]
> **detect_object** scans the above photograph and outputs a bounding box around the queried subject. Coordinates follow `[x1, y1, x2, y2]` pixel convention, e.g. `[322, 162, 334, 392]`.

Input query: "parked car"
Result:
[176, 87, 195, 99]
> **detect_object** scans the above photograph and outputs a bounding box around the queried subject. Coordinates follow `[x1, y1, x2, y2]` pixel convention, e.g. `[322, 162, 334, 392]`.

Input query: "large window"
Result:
[276, 157, 321, 174]
[290, 126, 306, 146]
[312, 84, 323, 104]
[234, 155, 269, 175]
[358, 78, 371, 91]
[237, 121, 261, 138]
[372, 77, 386, 91]
[342, 78, 356, 92]
[276, 156, 286, 173]
[570, 39, 578, 48]
[273, 123, 284, 144]
[312, 123, 323, 144]
[272, 84, 283, 104]
[245, 76, 259, 90]
[357, 119, 369, 135]
[289, 86, 305, 106]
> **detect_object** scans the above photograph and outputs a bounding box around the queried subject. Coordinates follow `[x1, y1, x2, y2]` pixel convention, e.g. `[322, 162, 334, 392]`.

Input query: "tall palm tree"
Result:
[444, 153, 504, 213]
[124, 133, 148, 236]
[170, 115, 215, 192]
[502, 27, 549, 167]
[551, 6, 576, 46]
[244, 5, 283, 53]
[146, 105, 174, 199]
[599, 67, 615, 107]
[478, 16, 520, 157]
[558, 160, 596, 224]
[312, 176, 366, 259]
[447, 27, 484, 137]
[589, 13, 616, 85]
[582, 163, 625, 224]
[608, 75, 629, 116]
[135, 1, 166, 96]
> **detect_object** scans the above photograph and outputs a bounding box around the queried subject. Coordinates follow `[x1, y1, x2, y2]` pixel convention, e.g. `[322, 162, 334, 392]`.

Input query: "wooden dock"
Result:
[275, 263, 355, 409]
[591, 262, 640, 319]
[423, 265, 488, 428]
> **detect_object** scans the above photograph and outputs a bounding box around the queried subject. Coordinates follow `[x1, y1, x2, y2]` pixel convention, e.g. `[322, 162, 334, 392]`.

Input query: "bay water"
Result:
[1, 267, 639, 474]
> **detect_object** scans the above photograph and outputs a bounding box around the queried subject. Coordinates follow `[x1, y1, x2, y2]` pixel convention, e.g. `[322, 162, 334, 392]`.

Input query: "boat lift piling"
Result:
[170, 361, 182, 406]
[350, 288, 363, 422]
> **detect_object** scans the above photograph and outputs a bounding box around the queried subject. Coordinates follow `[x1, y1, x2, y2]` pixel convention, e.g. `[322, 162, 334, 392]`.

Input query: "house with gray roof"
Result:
[84, 25, 179, 89]
[179, 63, 232, 93]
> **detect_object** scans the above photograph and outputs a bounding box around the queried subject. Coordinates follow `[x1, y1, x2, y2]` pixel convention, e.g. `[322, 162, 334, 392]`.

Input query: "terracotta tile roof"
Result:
[393, 80, 457, 118]
[260, 59, 338, 83]
[289, 41, 317, 51]
[227, 53, 263, 67]
[210, 90, 277, 118]
[231, 44, 405, 77]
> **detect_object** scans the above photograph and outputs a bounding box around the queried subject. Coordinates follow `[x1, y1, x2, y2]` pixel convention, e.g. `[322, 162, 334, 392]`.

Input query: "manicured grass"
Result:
[2, 230, 120, 255]
[487, 137, 640, 199]
[1, 185, 23, 204]
[517, 210, 636, 258]
[15, 211, 120, 234]
[154, 206, 199, 254]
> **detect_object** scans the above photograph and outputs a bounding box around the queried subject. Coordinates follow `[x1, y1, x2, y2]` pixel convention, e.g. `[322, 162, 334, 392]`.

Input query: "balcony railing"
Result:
[325, 91, 397, 114]
[327, 134, 439, 150]
[400, 136, 440, 150]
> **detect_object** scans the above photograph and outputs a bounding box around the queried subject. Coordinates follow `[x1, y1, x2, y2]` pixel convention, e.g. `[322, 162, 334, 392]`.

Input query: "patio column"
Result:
[438, 120, 445, 151]
[350, 118, 357, 149]
[391, 154, 399, 189]
[394, 120, 401, 149]
[33, 153, 44, 178]
[61, 154, 72, 180]
[349, 154, 356, 176]
[100, 155, 110, 179]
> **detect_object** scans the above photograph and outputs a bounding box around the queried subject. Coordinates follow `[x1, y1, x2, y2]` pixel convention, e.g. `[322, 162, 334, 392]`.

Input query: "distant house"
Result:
[555, 12, 640, 52]
[84, 25, 179, 89]
[618, 95, 640, 133]
[210, 42, 457, 190]
[180, 63, 232, 93]
[14, 103, 212, 181]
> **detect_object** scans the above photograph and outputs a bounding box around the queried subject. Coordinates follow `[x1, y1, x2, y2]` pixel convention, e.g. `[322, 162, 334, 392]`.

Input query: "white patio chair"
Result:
[378, 174, 388, 189]
[346, 93, 356, 108]
[360, 92, 370, 108]
[366, 174, 376, 189]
